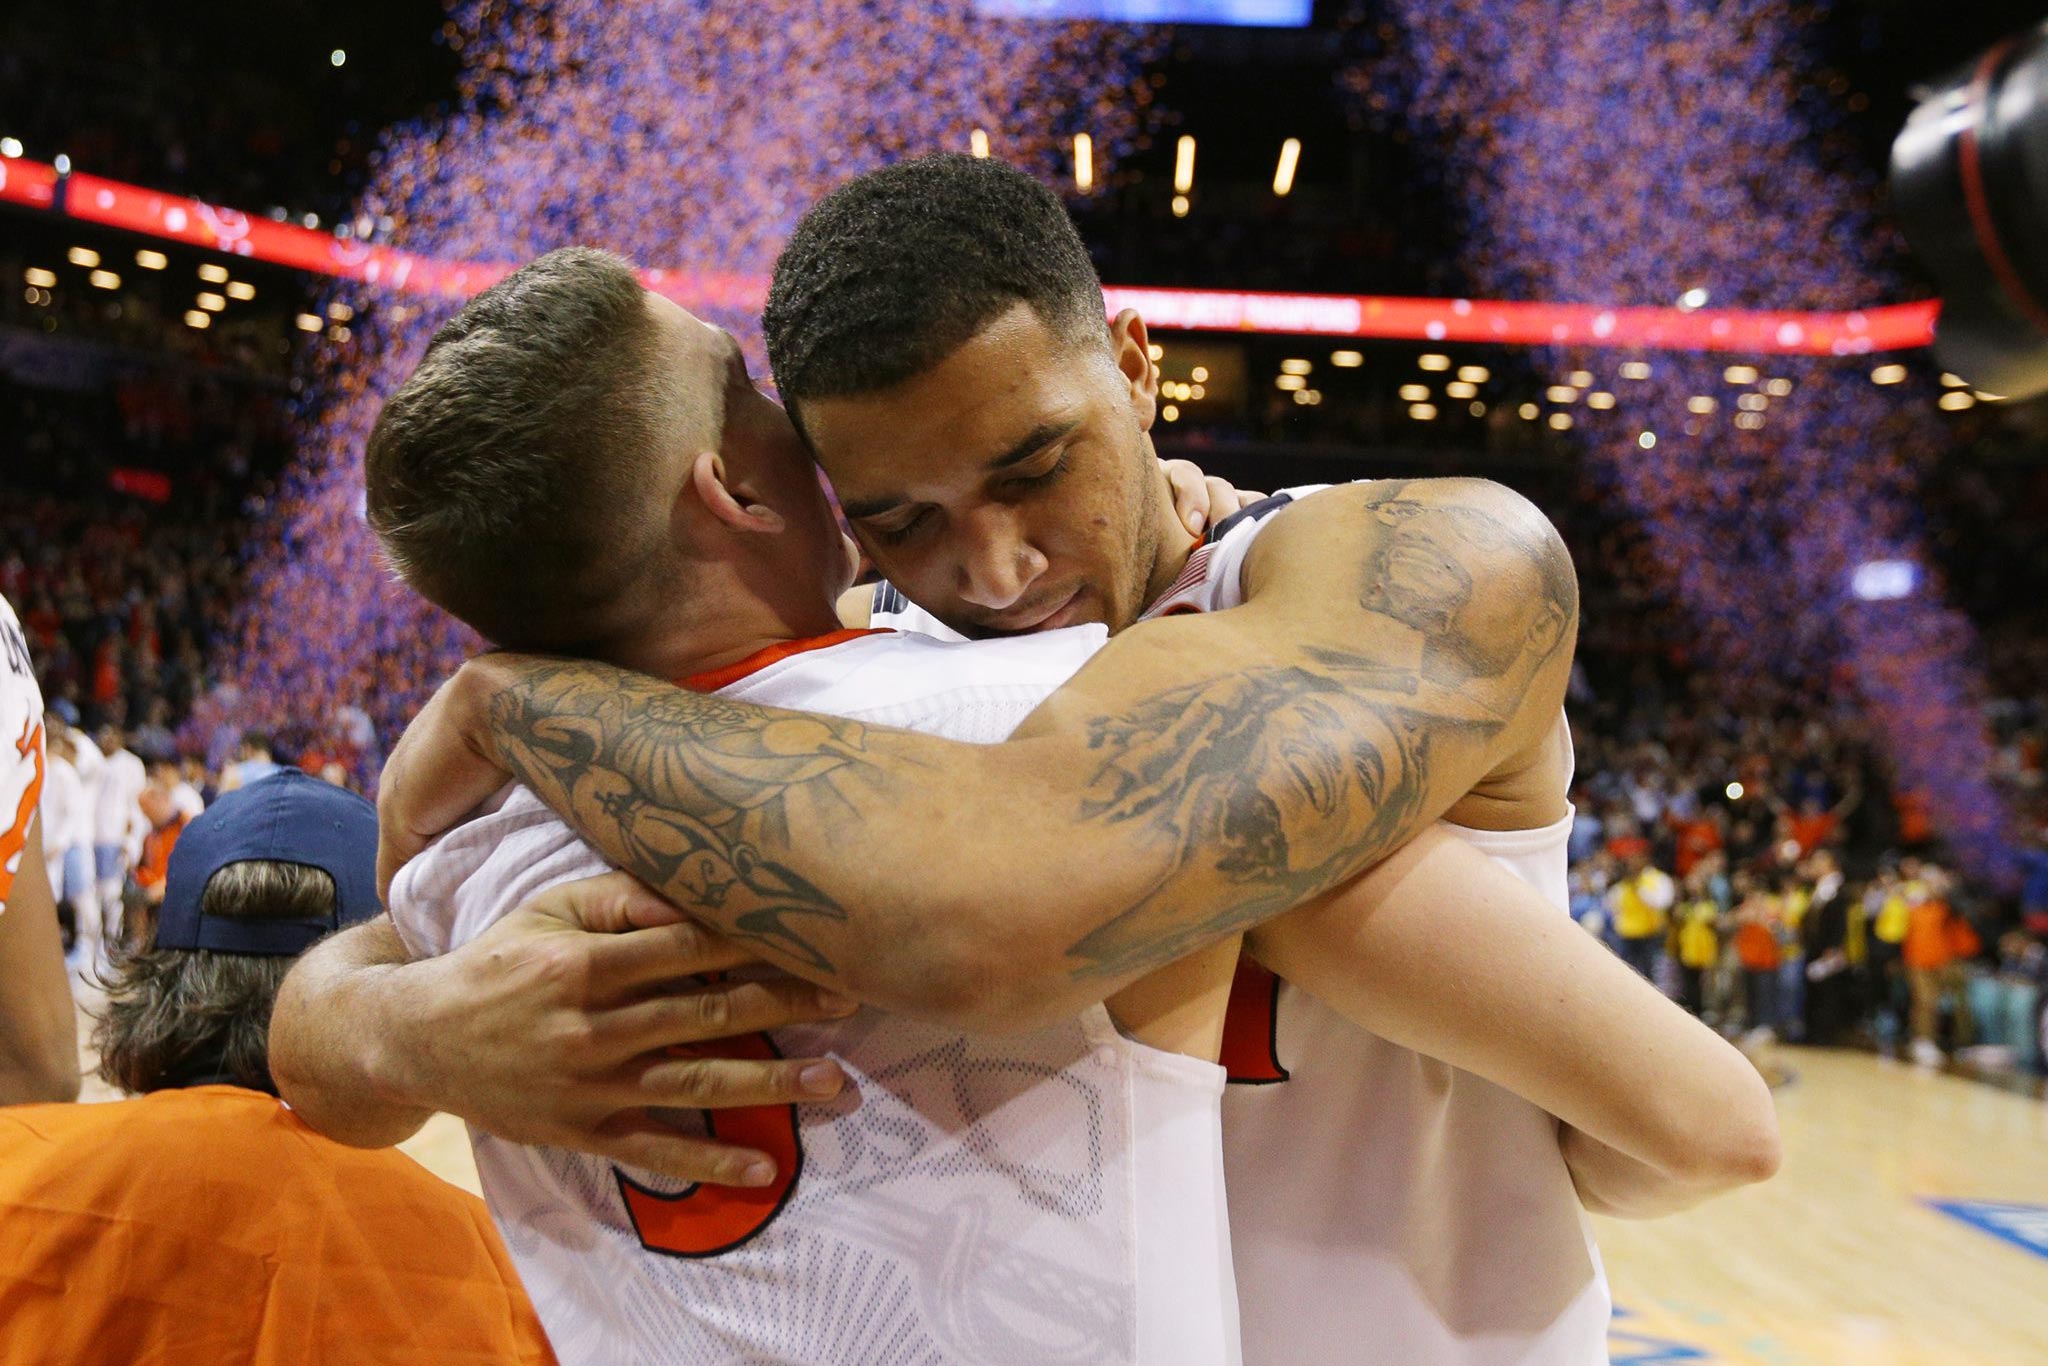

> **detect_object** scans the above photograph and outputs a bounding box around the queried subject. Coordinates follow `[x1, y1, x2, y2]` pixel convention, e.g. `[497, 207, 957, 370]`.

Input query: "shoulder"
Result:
[1249, 478, 1575, 609]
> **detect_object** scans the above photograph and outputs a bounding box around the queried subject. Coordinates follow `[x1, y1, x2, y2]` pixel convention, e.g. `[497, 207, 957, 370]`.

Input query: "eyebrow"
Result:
[841, 419, 1082, 522]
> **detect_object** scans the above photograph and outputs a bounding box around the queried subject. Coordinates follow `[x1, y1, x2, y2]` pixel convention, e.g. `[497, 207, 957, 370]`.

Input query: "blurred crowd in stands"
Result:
[0, 3, 454, 227]
[1558, 479, 2048, 1073]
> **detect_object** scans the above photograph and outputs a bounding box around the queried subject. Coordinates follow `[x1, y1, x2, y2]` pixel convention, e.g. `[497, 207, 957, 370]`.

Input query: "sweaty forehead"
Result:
[803, 305, 1102, 507]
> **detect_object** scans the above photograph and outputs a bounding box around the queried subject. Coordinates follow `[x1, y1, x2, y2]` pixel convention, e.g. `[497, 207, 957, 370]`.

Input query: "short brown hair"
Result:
[93, 860, 336, 1095]
[365, 246, 695, 649]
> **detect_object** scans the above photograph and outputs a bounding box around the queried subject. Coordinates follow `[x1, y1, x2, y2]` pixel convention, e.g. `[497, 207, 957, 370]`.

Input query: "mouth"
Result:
[985, 586, 1084, 635]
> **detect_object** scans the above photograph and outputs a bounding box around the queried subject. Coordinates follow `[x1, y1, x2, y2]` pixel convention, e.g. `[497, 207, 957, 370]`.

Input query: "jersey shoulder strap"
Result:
[868, 581, 969, 641]
[1148, 483, 1334, 618]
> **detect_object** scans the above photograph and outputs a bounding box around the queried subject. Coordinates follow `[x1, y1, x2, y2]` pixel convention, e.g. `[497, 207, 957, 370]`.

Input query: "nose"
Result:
[954, 505, 1048, 612]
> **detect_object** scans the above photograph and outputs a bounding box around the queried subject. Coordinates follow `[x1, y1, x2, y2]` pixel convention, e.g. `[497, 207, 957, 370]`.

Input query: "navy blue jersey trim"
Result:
[1206, 491, 1296, 545]
[872, 581, 908, 617]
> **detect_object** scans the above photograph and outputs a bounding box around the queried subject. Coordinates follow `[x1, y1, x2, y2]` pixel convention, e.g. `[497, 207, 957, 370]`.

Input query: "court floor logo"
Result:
[1608, 1306, 1713, 1363]
[1927, 1199, 2048, 1263]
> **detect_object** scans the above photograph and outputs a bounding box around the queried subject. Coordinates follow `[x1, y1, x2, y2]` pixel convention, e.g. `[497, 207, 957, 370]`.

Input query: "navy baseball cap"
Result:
[156, 770, 382, 955]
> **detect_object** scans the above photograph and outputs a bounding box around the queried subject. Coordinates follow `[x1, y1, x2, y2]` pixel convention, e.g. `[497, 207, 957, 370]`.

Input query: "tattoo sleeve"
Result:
[473, 479, 1578, 1011]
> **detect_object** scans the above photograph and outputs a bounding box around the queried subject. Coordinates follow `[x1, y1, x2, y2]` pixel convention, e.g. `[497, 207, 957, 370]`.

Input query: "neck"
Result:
[601, 561, 844, 684]
[1140, 488, 1200, 609]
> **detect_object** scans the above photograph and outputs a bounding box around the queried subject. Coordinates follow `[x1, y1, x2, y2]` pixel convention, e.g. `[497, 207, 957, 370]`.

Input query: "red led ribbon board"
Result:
[5, 158, 1941, 354]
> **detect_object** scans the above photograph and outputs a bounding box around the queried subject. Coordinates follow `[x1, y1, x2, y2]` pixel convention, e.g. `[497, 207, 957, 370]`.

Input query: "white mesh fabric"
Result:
[390, 625, 1240, 1365]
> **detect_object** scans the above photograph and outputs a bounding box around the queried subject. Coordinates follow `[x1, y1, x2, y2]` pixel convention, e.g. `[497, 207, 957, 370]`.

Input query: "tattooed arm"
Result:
[379, 478, 1577, 1031]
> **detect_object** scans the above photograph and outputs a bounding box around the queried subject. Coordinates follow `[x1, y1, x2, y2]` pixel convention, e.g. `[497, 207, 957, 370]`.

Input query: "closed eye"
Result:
[869, 508, 935, 546]
[1007, 451, 1070, 494]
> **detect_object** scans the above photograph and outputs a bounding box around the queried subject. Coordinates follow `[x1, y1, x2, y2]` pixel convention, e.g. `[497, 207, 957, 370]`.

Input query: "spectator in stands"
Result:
[133, 762, 194, 907]
[219, 730, 282, 793]
[1674, 867, 1722, 1017]
[2020, 826, 2048, 936]
[1773, 784, 1861, 862]
[1734, 872, 1786, 1041]
[1892, 864, 1957, 1064]
[0, 771, 556, 1363]
[1776, 865, 1813, 1043]
[1865, 864, 1912, 1045]
[1799, 850, 1860, 1044]
[38, 724, 93, 957]
[129, 698, 176, 763]
[92, 722, 149, 952]
[1607, 850, 1675, 982]
[1672, 805, 1727, 882]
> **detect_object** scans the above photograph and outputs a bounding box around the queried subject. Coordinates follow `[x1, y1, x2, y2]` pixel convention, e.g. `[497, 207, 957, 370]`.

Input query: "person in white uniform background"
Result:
[0, 592, 79, 1104]
[92, 723, 150, 958]
[37, 725, 93, 964]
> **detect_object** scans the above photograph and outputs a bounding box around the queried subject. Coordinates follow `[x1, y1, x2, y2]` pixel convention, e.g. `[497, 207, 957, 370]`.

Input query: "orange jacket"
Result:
[134, 813, 187, 894]
[1902, 899, 1953, 971]
[1735, 919, 1782, 972]
[0, 1086, 555, 1366]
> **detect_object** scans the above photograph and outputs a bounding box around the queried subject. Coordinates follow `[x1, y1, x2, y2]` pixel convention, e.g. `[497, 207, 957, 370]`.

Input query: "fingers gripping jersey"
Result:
[1125, 486, 1611, 1364]
[391, 627, 1240, 1366]
[0, 596, 45, 911]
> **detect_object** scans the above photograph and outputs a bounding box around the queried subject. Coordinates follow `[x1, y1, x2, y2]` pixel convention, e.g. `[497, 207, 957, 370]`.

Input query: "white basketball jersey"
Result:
[390, 625, 1241, 1366]
[0, 595, 45, 912]
[1119, 484, 1613, 1365]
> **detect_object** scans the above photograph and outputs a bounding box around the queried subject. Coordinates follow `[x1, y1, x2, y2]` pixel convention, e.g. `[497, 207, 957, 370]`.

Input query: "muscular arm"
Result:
[269, 916, 438, 1146]
[0, 817, 81, 1104]
[388, 479, 1577, 1032]
[1248, 827, 1780, 1216]
[270, 889, 855, 1181]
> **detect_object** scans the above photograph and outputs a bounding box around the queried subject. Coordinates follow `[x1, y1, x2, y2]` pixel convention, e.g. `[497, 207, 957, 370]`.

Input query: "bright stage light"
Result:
[1273, 138, 1300, 196]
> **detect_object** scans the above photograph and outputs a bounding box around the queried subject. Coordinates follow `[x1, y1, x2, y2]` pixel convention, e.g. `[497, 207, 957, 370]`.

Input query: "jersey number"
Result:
[1219, 958, 1290, 1085]
[614, 988, 804, 1258]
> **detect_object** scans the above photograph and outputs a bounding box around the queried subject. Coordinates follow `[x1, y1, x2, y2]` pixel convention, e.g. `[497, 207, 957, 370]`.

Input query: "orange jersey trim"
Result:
[0, 721, 44, 908]
[678, 628, 892, 694]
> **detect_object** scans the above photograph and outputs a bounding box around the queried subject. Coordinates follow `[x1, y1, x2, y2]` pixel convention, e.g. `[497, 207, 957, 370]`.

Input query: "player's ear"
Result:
[688, 450, 786, 535]
[1109, 310, 1160, 433]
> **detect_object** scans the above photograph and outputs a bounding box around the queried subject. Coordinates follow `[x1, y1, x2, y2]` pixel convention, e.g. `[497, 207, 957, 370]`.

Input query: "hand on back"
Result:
[407, 871, 855, 1185]
[1160, 458, 1266, 538]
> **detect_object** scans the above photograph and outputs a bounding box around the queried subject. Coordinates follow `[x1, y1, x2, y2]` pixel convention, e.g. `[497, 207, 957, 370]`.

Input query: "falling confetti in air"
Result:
[210, 0, 1158, 778]
[1348, 0, 2015, 882]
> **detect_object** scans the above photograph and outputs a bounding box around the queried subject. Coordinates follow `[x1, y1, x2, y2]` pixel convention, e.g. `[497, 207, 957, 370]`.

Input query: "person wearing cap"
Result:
[0, 771, 556, 1366]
